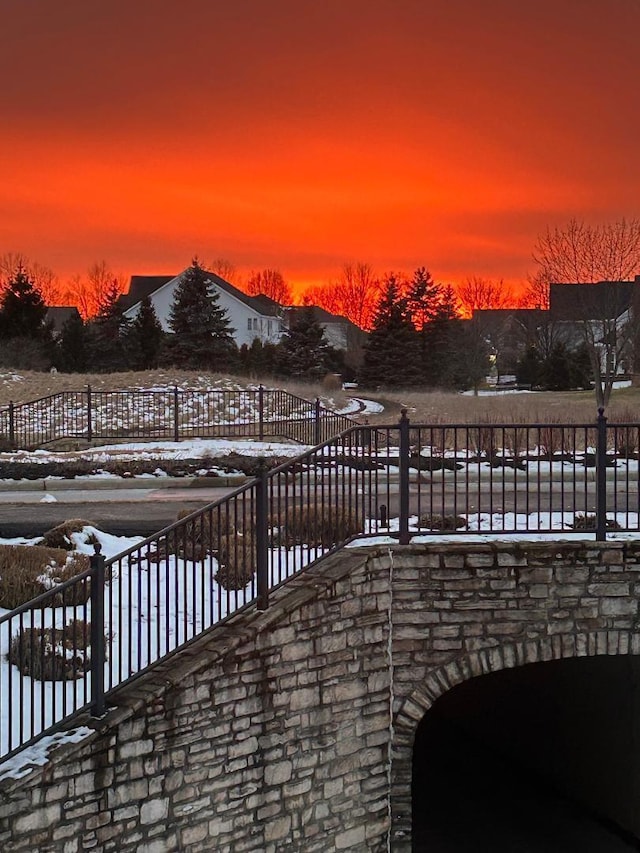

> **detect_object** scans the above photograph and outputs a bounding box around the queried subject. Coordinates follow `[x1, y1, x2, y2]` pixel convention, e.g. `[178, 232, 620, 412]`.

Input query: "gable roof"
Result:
[549, 279, 640, 321]
[121, 275, 174, 310]
[45, 306, 81, 333]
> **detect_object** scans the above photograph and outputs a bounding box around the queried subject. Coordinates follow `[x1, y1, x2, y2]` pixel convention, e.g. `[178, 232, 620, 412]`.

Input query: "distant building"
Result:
[471, 308, 548, 376]
[282, 305, 367, 368]
[121, 269, 284, 348]
[45, 306, 82, 339]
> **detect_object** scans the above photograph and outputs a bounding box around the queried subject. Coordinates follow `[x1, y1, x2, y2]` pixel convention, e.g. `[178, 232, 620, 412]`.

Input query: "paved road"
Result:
[0, 485, 240, 538]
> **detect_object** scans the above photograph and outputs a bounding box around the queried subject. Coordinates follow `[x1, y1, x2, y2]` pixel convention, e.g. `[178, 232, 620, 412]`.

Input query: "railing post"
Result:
[90, 543, 106, 717]
[258, 384, 265, 441]
[314, 397, 322, 445]
[173, 386, 180, 443]
[8, 400, 14, 449]
[256, 457, 269, 610]
[596, 407, 608, 541]
[399, 408, 411, 545]
[86, 385, 92, 443]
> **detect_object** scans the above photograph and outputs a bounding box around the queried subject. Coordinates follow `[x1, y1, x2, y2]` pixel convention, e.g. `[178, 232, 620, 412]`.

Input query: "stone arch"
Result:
[389, 629, 640, 850]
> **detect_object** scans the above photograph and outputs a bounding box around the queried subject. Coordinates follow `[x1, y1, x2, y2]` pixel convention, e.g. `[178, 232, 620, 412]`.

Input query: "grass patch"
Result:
[272, 503, 364, 548]
[0, 545, 91, 609]
[41, 519, 99, 550]
[9, 619, 104, 681]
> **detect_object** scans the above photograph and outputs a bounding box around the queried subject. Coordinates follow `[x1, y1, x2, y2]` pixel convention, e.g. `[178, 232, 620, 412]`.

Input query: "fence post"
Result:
[314, 397, 322, 445]
[173, 386, 180, 443]
[8, 401, 14, 449]
[90, 543, 106, 717]
[256, 457, 269, 610]
[399, 409, 411, 545]
[258, 384, 265, 441]
[595, 407, 608, 542]
[86, 385, 92, 443]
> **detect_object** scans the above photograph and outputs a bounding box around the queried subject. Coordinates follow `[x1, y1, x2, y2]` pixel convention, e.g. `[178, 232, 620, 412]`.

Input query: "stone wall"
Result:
[2, 539, 640, 852]
[0, 550, 392, 853]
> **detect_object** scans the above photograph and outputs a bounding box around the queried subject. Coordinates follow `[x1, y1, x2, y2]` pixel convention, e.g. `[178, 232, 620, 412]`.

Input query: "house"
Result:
[549, 277, 640, 376]
[121, 269, 284, 348]
[282, 305, 367, 369]
[471, 308, 548, 376]
[45, 306, 82, 339]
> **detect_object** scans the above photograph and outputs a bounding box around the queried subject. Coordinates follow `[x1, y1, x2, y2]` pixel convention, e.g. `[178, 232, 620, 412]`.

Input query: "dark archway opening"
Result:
[413, 656, 640, 852]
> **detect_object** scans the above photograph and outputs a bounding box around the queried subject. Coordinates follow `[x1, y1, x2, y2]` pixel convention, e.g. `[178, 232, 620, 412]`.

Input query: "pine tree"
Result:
[358, 275, 420, 388]
[277, 307, 332, 378]
[57, 311, 87, 373]
[86, 278, 129, 372]
[124, 295, 165, 369]
[0, 265, 48, 340]
[423, 286, 465, 387]
[167, 260, 237, 369]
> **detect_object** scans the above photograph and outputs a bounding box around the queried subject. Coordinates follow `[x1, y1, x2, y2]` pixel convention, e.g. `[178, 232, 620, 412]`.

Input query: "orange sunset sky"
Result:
[2, 0, 640, 296]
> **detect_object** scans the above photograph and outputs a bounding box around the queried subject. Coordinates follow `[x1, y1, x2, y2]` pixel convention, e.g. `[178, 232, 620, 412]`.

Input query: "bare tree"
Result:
[246, 268, 292, 304]
[206, 257, 242, 287]
[533, 218, 640, 408]
[61, 261, 127, 319]
[518, 270, 550, 310]
[533, 217, 640, 284]
[0, 253, 60, 305]
[301, 263, 381, 330]
[456, 276, 514, 317]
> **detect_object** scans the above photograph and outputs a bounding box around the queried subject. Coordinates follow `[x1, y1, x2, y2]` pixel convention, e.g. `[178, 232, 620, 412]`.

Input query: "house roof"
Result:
[549, 280, 640, 321]
[120, 275, 174, 310]
[45, 306, 81, 333]
[284, 305, 354, 326]
[122, 269, 282, 317]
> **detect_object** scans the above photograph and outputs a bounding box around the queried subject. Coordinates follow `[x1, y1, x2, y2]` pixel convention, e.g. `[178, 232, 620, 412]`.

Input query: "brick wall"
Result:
[1, 540, 640, 852]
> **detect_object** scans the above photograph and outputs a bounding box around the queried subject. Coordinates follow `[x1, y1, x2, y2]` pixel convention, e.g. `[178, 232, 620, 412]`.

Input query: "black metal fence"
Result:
[2, 409, 639, 760]
[0, 386, 355, 449]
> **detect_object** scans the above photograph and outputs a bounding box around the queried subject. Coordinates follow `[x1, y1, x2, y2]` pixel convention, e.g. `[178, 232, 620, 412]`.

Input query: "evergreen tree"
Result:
[277, 307, 332, 378]
[0, 265, 48, 340]
[124, 295, 165, 369]
[515, 346, 542, 388]
[86, 278, 129, 372]
[406, 267, 444, 383]
[167, 259, 237, 369]
[57, 311, 88, 373]
[358, 275, 420, 388]
[423, 286, 465, 387]
[239, 338, 279, 377]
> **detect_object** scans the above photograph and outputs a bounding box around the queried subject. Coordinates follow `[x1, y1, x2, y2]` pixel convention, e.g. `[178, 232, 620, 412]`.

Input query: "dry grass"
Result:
[9, 619, 100, 681]
[0, 545, 90, 609]
[41, 519, 99, 550]
[0, 369, 351, 410]
[2, 368, 639, 427]
[272, 503, 364, 548]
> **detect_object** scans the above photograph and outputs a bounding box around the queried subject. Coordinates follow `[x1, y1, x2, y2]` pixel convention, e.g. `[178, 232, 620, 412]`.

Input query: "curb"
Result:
[1, 474, 248, 493]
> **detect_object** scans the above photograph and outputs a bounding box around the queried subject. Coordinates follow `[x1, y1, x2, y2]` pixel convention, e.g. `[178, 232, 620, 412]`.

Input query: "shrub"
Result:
[172, 507, 237, 560]
[9, 619, 103, 681]
[570, 514, 621, 530]
[41, 519, 99, 550]
[418, 514, 467, 531]
[273, 503, 364, 548]
[0, 545, 91, 609]
[322, 373, 342, 392]
[214, 530, 256, 591]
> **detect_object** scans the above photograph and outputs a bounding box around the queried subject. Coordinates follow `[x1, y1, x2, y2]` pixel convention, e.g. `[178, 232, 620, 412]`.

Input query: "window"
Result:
[253, 318, 259, 330]
[247, 318, 252, 330]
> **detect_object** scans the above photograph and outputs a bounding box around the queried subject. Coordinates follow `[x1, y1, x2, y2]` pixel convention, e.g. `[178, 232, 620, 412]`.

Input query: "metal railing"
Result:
[0, 386, 356, 449]
[2, 409, 639, 761]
